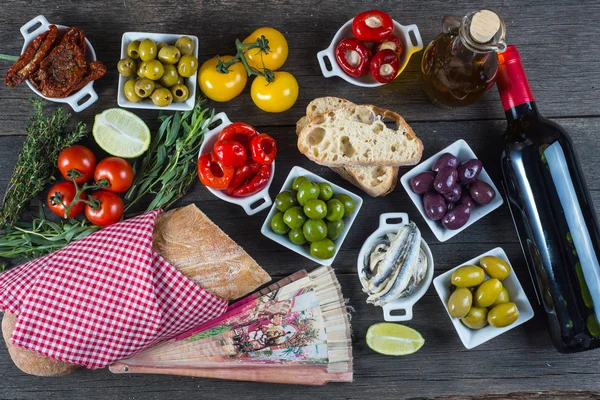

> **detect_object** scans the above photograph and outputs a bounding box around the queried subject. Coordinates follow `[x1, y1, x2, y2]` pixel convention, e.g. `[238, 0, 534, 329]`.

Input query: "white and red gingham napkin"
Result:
[0, 209, 228, 369]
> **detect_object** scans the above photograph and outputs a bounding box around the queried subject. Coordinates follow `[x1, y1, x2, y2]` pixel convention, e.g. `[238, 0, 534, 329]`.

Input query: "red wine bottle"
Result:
[499, 45, 600, 353]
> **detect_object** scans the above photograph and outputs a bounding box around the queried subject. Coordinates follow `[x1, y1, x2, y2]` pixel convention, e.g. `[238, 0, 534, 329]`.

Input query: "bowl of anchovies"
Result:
[358, 212, 434, 321]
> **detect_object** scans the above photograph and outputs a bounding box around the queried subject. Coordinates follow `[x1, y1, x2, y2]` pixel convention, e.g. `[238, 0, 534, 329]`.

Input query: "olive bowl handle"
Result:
[66, 83, 98, 113]
[378, 212, 409, 230]
[20, 15, 50, 45]
[382, 301, 414, 321]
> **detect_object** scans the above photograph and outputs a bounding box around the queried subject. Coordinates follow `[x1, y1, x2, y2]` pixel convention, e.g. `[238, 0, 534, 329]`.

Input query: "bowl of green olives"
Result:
[117, 32, 199, 111]
[433, 247, 534, 349]
[261, 166, 363, 266]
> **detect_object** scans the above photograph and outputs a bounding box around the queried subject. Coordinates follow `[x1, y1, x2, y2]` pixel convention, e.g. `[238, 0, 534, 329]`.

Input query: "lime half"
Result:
[93, 108, 150, 158]
[366, 323, 425, 356]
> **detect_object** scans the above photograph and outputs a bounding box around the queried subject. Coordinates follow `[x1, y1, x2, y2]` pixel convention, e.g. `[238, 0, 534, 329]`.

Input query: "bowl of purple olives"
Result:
[400, 139, 504, 242]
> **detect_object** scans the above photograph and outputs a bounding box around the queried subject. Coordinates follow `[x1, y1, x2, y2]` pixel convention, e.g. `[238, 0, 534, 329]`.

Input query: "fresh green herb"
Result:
[0, 54, 19, 62]
[0, 99, 87, 229]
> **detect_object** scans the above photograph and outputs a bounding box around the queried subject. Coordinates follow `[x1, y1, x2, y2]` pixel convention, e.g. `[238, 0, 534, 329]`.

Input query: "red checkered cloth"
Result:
[0, 209, 228, 369]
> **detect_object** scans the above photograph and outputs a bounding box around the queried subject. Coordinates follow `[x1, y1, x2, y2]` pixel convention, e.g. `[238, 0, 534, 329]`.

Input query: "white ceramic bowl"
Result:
[400, 139, 504, 242]
[433, 247, 534, 349]
[357, 213, 434, 321]
[198, 112, 274, 215]
[18, 15, 98, 112]
[317, 18, 423, 87]
[118, 32, 198, 111]
[261, 166, 363, 266]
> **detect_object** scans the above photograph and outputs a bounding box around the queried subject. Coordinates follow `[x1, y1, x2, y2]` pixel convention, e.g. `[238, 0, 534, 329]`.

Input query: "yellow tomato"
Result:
[243, 27, 288, 71]
[251, 71, 298, 113]
[198, 55, 247, 102]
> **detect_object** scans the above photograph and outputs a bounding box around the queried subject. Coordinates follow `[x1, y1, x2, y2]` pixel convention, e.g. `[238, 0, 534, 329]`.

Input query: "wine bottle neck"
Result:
[497, 45, 535, 112]
[505, 101, 540, 124]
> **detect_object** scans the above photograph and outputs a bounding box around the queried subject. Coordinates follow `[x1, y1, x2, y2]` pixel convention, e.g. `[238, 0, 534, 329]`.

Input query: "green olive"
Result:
[275, 190, 297, 212]
[310, 238, 336, 260]
[117, 57, 136, 77]
[326, 219, 344, 241]
[123, 79, 141, 102]
[487, 302, 519, 328]
[325, 199, 345, 221]
[160, 64, 180, 87]
[171, 84, 189, 102]
[283, 206, 306, 229]
[175, 36, 195, 56]
[178, 55, 199, 78]
[491, 287, 510, 306]
[136, 61, 148, 78]
[127, 40, 141, 59]
[480, 256, 511, 280]
[303, 219, 327, 242]
[134, 78, 155, 98]
[271, 212, 290, 235]
[318, 182, 334, 201]
[297, 181, 320, 206]
[451, 265, 485, 288]
[474, 278, 503, 308]
[139, 38, 157, 61]
[144, 59, 164, 80]
[158, 45, 181, 65]
[151, 87, 173, 107]
[156, 41, 168, 52]
[461, 307, 488, 330]
[447, 288, 473, 318]
[292, 176, 309, 191]
[175, 75, 185, 85]
[288, 228, 307, 245]
[303, 199, 327, 219]
[333, 194, 355, 217]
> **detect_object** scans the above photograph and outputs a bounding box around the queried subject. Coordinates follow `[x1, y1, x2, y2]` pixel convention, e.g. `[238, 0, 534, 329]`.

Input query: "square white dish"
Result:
[400, 139, 504, 242]
[118, 32, 198, 111]
[433, 247, 535, 349]
[260, 166, 363, 266]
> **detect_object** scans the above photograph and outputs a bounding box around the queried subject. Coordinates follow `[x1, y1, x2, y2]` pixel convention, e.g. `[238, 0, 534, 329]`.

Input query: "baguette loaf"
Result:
[298, 104, 423, 167]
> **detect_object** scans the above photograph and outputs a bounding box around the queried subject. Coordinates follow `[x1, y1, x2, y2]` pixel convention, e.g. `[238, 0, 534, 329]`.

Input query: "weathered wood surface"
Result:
[1, 0, 600, 399]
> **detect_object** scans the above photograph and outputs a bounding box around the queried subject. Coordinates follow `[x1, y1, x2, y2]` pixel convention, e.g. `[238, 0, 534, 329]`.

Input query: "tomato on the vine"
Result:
[199, 55, 248, 102]
[85, 190, 124, 227]
[94, 157, 134, 193]
[58, 145, 97, 183]
[243, 27, 288, 71]
[250, 71, 298, 113]
[47, 181, 86, 218]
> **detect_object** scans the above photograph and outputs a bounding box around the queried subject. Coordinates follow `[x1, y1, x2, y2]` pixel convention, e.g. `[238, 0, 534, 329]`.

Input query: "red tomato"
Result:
[47, 181, 86, 218]
[94, 157, 134, 193]
[58, 145, 97, 184]
[213, 140, 247, 167]
[85, 190, 124, 227]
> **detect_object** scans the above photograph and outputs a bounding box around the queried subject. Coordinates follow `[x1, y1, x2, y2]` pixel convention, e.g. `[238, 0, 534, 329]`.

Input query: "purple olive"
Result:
[410, 171, 436, 195]
[443, 184, 462, 203]
[470, 180, 496, 205]
[423, 190, 447, 221]
[432, 153, 460, 172]
[458, 159, 483, 184]
[442, 204, 471, 230]
[434, 166, 458, 194]
[458, 192, 475, 208]
[447, 201, 456, 211]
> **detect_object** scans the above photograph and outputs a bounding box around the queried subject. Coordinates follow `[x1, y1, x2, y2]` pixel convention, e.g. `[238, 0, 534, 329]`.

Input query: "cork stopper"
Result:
[469, 10, 501, 43]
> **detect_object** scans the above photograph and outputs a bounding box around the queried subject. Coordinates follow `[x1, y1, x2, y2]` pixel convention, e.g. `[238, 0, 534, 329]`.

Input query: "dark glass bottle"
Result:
[499, 45, 600, 353]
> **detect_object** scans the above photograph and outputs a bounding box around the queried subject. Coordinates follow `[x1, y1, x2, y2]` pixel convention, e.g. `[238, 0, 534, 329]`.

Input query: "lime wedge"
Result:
[93, 108, 150, 158]
[366, 323, 425, 356]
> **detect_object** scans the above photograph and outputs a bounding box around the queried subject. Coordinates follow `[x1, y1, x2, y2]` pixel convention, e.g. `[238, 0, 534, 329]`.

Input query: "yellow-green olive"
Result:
[127, 40, 141, 59]
[158, 45, 181, 65]
[451, 265, 485, 288]
[480, 256, 511, 280]
[156, 41, 168, 51]
[474, 278, 503, 308]
[134, 78, 155, 98]
[151, 87, 173, 107]
[117, 57, 136, 77]
[177, 55, 198, 78]
[447, 288, 472, 319]
[461, 307, 488, 330]
[170, 84, 189, 102]
[491, 287, 510, 306]
[160, 64, 180, 87]
[175, 36, 194, 55]
[136, 61, 148, 78]
[144, 59, 164, 80]
[175, 75, 184, 85]
[487, 302, 519, 328]
[123, 79, 141, 102]
[139, 38, 157, 61]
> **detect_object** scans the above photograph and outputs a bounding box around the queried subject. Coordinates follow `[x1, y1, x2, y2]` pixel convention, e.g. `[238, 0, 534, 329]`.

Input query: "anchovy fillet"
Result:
[366, 223, 413, 293]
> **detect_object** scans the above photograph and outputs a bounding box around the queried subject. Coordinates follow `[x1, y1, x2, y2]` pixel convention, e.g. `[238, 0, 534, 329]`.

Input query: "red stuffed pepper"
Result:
[231, 164, 271, 197]
[197, 152, 234, 189]
[372, 35, 404, 58]
[352, 10, 394, 43]
[213, 139, 247, 168]
[335, 38, 371, 77]
[250, 134, 277, 165]
[226, 160, 262, 196]
[370, 49, 399, 83]
[218, 122, 258, 149]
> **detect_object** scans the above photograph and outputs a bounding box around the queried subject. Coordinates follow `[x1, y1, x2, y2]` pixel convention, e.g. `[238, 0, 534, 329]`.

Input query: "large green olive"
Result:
[474, 278, 503, 308]
[127, 40, 141, 59]
[461, 307, 488, 330]
[451, 265, 485, 288]
[117, 57, 136, 77]
[283, 206, 306, 229]
[326, 220, 344, 241]
[303, 199, 327, 219]
[136, 61, 148, 78]
[275, 190, 297, 212]
[318, 182, 334, 201]
[480, 256, 511, 280]
[297, 181, 320, 206]
[447, 287, 472, 319]
[288, 228, 307, 245]
[175, 36, 195, 56]
[158, 45, 181, 65]
[160, 64, 180, 87]
[156, 41, 168, 52]
[333, 193, 355, 217]
[139, 38, 157, 61]
[325, 199, 345, 221]
[134, 78, 155, 98]
[178, 55, 199, 78]
[171, 84, 189, 103]
[151, 87, 173, 107]
[303, 219, 327, 242]
[123, 79, 141, 102]
[292, 176, 309, 191]
[487, 302, 519, 328]
[310, 238, 336, 259]
[491, 287, 510, 306]
[144, 60, 164, 80]
[271, 212, 290, 235]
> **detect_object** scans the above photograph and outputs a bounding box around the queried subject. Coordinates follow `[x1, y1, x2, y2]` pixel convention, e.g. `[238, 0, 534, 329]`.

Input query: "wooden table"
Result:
[1, 1, 600, 398]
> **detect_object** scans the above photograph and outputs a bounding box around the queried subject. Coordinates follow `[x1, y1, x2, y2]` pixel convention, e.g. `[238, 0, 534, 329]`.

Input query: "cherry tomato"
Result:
[213, 140, 247, 168]
[57, 145, 97, 183]
[243, 27, 289, 71]
[250, 71, 298, 113]
[197, 152, 235, 189]
[85, 191, 124, 227]
[199, 55, 247, 102]
[335, 38, 371, 77]
[352, 10, 394, 43]
[218, 122, 258, 149]
[94, 157, 135, 193]
[370, 49, 399, 83]
[47, 181, 86, 218]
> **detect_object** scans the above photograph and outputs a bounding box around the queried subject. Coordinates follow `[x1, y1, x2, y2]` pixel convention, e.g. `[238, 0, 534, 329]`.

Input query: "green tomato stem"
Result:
[215, 37, 275, 83]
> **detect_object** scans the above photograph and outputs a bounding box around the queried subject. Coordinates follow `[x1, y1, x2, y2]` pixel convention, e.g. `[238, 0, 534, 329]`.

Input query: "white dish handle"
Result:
[382, 301, 414, 321]
[65, 83, 98, 113]
[317, 48, 338, 78]
[20, 15, 50, 44]
[203, 112, 232, 139]
[378, 212, 409, 230]
[404, 24, 424, 54]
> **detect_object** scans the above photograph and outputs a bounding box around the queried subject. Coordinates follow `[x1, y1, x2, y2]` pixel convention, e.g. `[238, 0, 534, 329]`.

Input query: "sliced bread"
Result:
[298, 104, 423, 167]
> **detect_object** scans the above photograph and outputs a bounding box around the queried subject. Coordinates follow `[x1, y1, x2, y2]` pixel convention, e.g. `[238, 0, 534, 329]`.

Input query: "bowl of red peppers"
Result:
[198, 112, 276, 215]
[317, 10, 423, 87]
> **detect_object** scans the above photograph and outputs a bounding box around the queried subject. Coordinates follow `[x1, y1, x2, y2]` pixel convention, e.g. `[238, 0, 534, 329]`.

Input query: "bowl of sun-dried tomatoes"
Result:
[4, 15, 106, 112]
